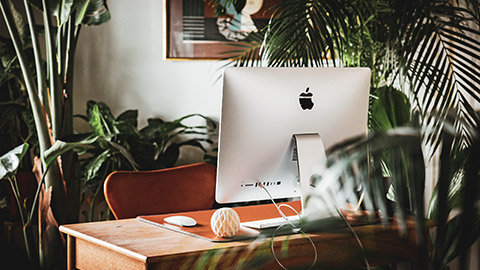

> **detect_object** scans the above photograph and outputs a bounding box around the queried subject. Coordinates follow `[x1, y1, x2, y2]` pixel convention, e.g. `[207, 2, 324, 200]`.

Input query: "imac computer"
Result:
[215, 67, 371, 212]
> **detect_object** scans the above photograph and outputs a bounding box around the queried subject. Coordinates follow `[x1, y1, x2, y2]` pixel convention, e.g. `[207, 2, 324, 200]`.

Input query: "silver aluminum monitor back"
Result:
[216, 67, 371, 204]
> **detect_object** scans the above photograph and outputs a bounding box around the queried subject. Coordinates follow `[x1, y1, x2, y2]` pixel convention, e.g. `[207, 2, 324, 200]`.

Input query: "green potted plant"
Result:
[72, 100, 216, 221]
[0, 0, 111, 268]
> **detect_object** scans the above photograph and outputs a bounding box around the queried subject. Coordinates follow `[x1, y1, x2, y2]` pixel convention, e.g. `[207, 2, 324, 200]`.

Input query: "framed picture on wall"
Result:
[165, 0, 278, 60]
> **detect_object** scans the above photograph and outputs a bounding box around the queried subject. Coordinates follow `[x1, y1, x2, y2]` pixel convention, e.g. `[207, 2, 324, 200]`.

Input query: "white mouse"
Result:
[163, 215, 197, 227]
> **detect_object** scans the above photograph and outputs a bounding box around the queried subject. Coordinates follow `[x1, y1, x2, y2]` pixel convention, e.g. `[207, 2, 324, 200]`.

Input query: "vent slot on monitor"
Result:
[240, 181, 282, 188]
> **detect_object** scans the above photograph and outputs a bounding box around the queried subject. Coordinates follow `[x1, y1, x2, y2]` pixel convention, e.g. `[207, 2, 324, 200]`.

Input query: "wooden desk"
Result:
[60, 204, 427, 270]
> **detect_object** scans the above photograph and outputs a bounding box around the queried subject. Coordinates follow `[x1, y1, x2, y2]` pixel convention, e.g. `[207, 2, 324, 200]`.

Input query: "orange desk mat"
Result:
[137, 200, 301, 242]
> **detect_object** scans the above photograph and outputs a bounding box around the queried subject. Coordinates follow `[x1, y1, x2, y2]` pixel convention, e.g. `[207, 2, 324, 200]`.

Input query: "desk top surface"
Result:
[60, 202, 306, 259]
[59, 202, 420, 267]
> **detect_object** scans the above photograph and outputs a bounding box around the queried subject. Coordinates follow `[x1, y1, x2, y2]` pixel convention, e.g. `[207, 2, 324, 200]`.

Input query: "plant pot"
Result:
[340, 208, 381, 225]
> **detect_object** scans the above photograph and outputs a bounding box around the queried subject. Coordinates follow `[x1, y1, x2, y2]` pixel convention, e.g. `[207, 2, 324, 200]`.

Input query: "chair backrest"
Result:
[104, 163, 216, 219]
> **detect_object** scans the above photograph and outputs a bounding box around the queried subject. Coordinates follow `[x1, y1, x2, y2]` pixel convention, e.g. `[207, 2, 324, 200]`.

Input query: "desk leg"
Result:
[67, 235, 76, 270]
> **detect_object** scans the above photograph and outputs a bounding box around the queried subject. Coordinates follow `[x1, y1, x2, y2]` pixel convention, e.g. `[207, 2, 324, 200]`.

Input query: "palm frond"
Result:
[220, 0, 359, 67]
[218, 0, 480, 150]
[394, 1, 480, 151]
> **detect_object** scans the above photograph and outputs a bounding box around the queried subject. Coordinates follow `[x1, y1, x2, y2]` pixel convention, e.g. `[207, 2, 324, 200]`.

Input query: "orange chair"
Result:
[104, 163, 216, 219]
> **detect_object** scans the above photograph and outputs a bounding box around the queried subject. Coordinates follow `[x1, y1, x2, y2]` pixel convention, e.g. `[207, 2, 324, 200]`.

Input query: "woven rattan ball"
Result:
[210, 208, 241, 237]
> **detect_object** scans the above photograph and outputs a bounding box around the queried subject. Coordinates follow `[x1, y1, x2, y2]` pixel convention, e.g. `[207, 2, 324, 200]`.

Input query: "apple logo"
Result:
[299, 87, 314, 110]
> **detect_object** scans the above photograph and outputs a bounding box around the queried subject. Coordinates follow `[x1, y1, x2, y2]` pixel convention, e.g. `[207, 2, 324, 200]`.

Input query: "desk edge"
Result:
[59, 224, 148, 263]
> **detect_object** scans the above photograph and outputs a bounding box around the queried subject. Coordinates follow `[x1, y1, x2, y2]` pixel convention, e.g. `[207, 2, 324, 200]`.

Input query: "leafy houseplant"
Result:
[0, 40, 38, 169]
[0, 0, 110, 268]
[75, 100, 215, 221]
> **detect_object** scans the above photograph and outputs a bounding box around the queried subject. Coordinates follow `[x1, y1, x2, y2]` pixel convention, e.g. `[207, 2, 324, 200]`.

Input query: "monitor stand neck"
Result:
[293, 134, 327, 216]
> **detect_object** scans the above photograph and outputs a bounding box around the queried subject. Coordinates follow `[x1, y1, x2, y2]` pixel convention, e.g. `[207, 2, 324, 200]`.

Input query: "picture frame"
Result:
[165, 0, 277, 60]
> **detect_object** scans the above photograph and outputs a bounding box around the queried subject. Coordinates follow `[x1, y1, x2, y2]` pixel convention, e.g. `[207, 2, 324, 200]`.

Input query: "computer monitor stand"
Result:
[293, 133, 327, 217]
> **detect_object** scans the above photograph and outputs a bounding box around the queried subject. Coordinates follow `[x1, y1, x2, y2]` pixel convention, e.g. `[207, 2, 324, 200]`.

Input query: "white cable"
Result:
[336, 208, 372, 270]
[311, 186, 372, 270]
[258, 182, 318, 270]
[269, 223, 318, 270]
[259, 182, 300, 228]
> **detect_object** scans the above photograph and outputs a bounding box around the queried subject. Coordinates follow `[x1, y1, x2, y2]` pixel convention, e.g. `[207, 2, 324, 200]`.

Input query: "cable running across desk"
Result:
[256, 182, 318, 270]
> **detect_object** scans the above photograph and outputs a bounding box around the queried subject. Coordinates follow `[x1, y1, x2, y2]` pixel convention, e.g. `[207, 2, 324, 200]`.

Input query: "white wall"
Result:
[73, 0, 227, 164]
[73, 0, 225, 129]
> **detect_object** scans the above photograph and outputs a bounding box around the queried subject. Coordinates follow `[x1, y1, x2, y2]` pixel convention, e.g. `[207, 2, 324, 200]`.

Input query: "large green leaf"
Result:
[0, 143, 29, 179]
[157, 142, 180, 169]
[83, 149, 110, 183]
[370, 85, 412, 132]
[28, 0, 74, 26]
[6, 0, 29, 47]
[427, 141, 472, 220]
[71, 0, 89, 25]
[43, 135, 104, 168]
[107, 140, 139, 170]
[79, 0, 110, 26]
[87, 100, 114, 136]
[113, 120, 139, 139]
[433, 213, 480, 266]
[116, 109, 138, 128]
[28, 0, 110, 27]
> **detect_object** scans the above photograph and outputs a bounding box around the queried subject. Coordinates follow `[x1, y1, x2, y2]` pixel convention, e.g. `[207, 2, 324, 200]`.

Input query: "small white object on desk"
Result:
[210, 208, 240, 237]
[163, 215, 197, 227]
